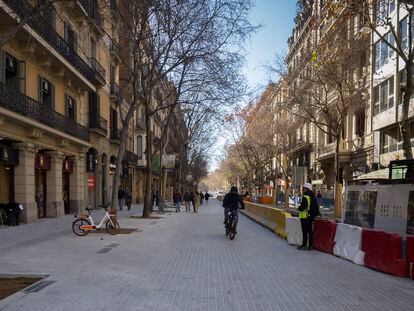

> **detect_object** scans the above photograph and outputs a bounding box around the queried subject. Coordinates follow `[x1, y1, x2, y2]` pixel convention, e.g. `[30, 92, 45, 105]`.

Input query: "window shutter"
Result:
[0, 50, 5, 84]
[50, 83, 55, 110]
[38, 76, 43, 104]
[65, 94, 69, 117]
[18, 61, 26, 94]
[73, 98, 77, 122]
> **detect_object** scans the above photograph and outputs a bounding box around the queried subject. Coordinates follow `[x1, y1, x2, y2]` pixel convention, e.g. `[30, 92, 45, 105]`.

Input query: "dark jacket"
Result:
[118, 189, 125, 200]
[173, 192, 181, 204]
[298, 190, 320, 218]
[222, 192, 244, 210]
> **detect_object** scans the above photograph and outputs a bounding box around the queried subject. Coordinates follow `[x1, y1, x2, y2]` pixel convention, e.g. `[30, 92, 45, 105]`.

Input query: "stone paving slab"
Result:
[0, 200, 413, 310]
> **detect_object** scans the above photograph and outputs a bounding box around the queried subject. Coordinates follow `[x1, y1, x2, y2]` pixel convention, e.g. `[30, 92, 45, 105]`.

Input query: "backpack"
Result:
[309, 195, 320, 217]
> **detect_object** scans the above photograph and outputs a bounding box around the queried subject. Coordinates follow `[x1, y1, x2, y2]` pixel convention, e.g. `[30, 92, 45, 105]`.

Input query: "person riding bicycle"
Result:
[222, 186, 244, 234]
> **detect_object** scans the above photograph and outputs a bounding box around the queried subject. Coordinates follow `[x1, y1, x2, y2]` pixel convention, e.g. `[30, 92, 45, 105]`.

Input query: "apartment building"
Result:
[372, 1, 414, 170]
[285, 0, 373, 196]
[0, 0, 124, 222]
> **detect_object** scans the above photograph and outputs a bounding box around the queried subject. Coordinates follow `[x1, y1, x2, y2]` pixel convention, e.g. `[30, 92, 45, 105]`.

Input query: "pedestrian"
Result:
[317, 190, 322, 207]
[190, 192, 195, 211]
[199, 191, 204, 205]
[183, 191, 191, 212]
[297, 183, 320, 250]
[194, 191, 200, 212]
[155, 191, 160, 207]
[204, 192, 210, 204]
[125, 190, 132, 211]
[173, 190, 181, 213]
[118, 187, 125, 211]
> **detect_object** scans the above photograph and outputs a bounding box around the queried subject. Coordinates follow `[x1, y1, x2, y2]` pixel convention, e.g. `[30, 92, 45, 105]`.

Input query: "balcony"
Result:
[90, 58, 106, 86]
[110, 82, 122, 103]
[110, 40, 121, 63]
[4, 0, 97, 86]
[0, 83, 89, 141]
[110, 127, 120, 144]
[136, 117, 146, 132]
[89, 114, 107, 135]
[125, 150, 138, 166]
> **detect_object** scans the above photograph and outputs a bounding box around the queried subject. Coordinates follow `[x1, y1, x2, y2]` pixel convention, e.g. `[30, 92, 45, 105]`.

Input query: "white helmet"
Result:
[303, 182, 313, 191]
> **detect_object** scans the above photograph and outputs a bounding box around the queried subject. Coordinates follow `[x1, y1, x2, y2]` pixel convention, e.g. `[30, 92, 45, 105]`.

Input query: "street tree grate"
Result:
[23, 280, 56, 293]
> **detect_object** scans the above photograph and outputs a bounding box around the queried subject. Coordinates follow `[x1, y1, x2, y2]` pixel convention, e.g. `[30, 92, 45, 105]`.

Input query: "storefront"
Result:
[35, 152, 51, 218]
[0, 145, 19, 204]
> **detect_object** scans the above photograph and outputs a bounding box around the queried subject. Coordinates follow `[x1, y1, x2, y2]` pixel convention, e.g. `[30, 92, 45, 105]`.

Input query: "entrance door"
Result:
[0, 165, 14, 204]
[35, 169, 47, 218]
[63, 172, 70, 214]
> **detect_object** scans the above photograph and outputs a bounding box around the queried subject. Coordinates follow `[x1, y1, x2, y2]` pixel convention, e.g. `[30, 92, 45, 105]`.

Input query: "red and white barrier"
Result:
[406, 235, 414, 279]
[286, 217, 302, 245]
[333, 223, 365, 265]
[361, 229, 408, 277]
[313, 219, 337, 254]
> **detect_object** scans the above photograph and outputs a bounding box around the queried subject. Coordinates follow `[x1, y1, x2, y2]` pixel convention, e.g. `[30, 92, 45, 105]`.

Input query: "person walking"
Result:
[173, 190, 181, 213]
[125, 190, 132, 211]
[194, 191, 200, 212]
[297, 182, 320, 250]
[118, 187, 125, 211]
[190, 192, 195, 211]
[183, 191, 191, 212]
[199, 191, 204, 205]
[204, 192, 210, 204]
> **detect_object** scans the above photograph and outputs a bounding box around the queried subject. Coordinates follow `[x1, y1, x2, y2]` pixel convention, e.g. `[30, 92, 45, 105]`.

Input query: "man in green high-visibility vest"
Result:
[297, 182, 320, 250]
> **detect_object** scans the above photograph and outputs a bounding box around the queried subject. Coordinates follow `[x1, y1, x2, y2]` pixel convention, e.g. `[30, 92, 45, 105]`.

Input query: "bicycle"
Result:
[72, 207, 120, 236]
[225, 208, 237, 240]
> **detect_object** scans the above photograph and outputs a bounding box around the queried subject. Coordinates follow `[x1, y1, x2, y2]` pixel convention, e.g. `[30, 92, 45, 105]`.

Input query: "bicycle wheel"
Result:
[72, 218, 91, 236]
[229, 218, 236, 240]
[105, 219, 120, 235]
[225, 220, 230, 236]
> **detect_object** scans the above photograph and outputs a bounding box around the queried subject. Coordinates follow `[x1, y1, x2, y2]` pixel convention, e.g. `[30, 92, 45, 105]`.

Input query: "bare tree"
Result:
[112, 0, 255, 217]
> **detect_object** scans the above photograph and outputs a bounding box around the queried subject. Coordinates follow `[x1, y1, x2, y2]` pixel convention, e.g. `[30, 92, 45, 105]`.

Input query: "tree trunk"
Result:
[142, 114, 153, 218]
[400, 64, 414, 161]
[334, 136, 341, 218]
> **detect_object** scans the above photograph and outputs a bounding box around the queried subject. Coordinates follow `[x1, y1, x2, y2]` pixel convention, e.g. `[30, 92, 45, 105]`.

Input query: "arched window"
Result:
[137, 136, 143, 159]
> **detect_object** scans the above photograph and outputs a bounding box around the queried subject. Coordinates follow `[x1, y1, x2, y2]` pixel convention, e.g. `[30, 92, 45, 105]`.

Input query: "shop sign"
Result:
[0, 146, 19, 165]
[63, 159, 74, 173]
[162, 154, 176, 169]
[35, 154, 51, 170]
[88, 175, 95, 190]
[86, 150, 97, 172]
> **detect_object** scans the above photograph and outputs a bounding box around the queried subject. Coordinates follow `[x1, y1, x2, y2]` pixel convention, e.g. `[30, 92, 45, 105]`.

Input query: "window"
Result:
[38, 77, 54, 108]
[65, 95, 76, 121]
[376, 0, 396, 23]
[355, 109, 365, 138]
[90, 37, 97, 58]
[137, 136, 143, 159]
[374, 32, 395, 71]
[373, 76, 394, 115]
[382, 126, 400, 153]
[64, 23, 76, 52]
[41, 4, 56, 29]
[401, 17, 408, 50]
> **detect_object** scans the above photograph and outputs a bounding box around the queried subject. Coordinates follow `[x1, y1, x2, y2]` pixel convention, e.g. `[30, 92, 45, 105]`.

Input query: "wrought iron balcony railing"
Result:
[89, 114, 107, 132]
[125, 150, 138, 165]
[0, 83, 89, 141]
[110, 40, 120, 56]
[4, 0, 97, 85]
[90, 58, 106, 84]
[110, 82, 122, 102]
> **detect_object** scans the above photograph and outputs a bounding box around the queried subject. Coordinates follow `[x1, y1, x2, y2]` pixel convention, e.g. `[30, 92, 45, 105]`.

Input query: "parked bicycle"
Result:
[225, 208, 237, 240]
[72, 207, 120, 236]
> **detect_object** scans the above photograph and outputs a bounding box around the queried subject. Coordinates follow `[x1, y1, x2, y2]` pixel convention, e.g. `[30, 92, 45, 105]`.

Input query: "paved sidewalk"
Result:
[0, 200, 413, 310]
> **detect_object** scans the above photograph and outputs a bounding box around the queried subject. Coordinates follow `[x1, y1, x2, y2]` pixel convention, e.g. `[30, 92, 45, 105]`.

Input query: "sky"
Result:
[209, 0, 297, 172]
[244, 0, 297, 90]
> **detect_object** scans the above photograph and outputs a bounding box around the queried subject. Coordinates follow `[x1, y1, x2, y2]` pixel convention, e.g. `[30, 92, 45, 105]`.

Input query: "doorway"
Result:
[63, 172, 70, 214]
[35, 169, 47, 218]
[0, 165, 14, 204]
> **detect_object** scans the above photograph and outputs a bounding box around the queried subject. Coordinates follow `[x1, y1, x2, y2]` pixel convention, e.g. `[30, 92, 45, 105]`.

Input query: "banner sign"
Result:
[87, 175, 95, 190]
[35, 154, 51, 170]
[0, 146, 18, 165]
[344, 184, 414, 237]
[162, 154, 176, 169]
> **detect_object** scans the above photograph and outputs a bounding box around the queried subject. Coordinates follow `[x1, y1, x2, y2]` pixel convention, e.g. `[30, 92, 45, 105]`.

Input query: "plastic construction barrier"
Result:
[406, 236, 414, 279]
[313, 218, 337, 254]
[274, 209, 290, 239]
[333, 223, 365, 265]
[286, 217, 302, 245]
[361, 229, 408, 277]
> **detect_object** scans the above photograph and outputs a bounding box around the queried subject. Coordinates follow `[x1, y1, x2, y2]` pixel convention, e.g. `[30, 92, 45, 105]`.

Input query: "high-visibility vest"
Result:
[299, 195, 311, 219]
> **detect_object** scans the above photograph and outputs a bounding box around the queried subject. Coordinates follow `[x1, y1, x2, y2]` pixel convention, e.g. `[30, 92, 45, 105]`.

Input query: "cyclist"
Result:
[222, 186, 244, 234]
